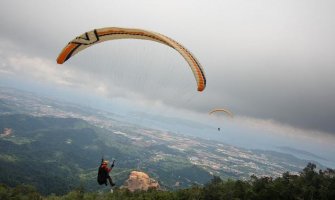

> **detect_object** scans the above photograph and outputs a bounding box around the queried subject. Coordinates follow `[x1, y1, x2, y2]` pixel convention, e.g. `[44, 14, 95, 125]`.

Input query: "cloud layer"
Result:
[1, 0, 335, 135]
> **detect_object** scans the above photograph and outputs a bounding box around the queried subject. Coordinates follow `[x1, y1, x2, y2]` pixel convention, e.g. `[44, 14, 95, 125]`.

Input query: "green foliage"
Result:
[1, 162, 334, 200]
[0, 184, 41, 200]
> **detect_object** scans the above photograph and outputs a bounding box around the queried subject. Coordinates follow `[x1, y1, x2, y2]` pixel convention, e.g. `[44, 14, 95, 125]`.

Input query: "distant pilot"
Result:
[218, 127, 221, 131]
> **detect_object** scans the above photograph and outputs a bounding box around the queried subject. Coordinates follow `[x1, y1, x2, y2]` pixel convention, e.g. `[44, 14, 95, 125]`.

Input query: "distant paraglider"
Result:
[209, 108, 234, 131]
[56, 27, 206, 92]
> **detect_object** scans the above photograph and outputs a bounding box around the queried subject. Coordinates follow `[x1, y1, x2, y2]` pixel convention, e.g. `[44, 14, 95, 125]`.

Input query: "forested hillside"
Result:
[0, 114, 210, 195]
[1, 163, 334, 200]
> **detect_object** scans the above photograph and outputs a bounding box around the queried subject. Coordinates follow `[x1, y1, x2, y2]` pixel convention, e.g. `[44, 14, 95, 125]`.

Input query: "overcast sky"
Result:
[1, 0, 335, 139]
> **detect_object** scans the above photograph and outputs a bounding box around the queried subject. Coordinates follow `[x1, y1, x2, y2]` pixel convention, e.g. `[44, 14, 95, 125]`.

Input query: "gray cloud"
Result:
[1, 0, 335, 134]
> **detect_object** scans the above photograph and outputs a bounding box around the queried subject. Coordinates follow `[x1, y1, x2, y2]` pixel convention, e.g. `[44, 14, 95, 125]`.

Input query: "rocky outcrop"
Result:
[122, 171, 160, 192]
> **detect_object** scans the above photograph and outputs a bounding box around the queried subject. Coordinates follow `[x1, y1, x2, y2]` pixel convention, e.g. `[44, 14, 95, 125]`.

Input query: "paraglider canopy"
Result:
[209, 108, 234, 118]
[56, 27, 206, 92]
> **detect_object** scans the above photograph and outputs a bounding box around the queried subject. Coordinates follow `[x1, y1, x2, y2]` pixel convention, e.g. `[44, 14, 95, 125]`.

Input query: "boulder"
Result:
[122, 171, 160, 192]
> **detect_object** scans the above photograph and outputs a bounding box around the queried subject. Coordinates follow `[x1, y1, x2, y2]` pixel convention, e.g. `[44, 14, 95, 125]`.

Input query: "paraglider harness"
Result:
[97, 158, 115, 185]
